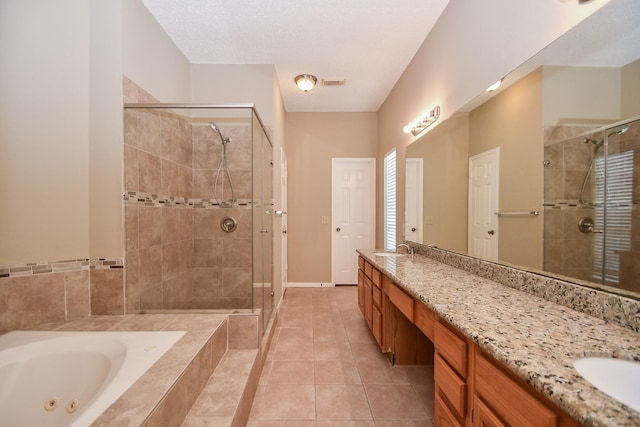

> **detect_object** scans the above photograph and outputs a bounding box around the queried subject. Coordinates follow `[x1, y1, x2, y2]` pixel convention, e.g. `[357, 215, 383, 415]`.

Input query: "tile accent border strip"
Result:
[410, 242, 640, 332]
[543, 201, 640, 209]
[0, 258, 124, 279]
[123, 191, 254, 209]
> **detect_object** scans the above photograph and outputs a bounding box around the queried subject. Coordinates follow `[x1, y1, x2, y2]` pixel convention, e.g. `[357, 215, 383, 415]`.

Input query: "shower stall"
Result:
[543, 117, 640, 294]
[122, 103, 274, 329]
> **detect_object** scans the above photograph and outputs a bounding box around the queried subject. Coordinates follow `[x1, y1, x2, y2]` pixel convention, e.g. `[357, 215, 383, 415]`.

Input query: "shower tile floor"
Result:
[248, 286, 435, 426]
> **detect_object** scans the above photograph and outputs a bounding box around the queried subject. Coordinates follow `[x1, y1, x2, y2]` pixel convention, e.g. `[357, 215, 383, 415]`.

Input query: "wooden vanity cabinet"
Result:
[358, 257, 585, 427]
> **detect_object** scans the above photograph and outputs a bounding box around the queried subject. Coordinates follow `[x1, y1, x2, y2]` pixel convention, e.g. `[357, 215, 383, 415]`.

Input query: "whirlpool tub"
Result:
[0, 330, 185, 427]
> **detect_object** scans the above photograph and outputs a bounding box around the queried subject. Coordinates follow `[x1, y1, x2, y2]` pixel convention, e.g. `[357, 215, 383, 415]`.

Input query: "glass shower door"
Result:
[251, 111, 274, 329]
[598, 118, 639, 292]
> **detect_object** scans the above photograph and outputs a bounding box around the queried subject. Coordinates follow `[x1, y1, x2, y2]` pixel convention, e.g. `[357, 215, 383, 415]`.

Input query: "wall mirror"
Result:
[405, 0, 640, 299]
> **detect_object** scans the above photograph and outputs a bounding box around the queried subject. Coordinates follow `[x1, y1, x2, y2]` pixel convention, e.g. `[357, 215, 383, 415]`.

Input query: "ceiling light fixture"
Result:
[403, 106, 441, 137]
[486, 79, 502, 92]
[295, 74, 318, 92]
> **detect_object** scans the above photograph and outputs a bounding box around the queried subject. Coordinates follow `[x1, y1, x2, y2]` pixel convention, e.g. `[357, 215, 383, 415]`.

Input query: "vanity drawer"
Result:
[386, 280, 414, 322]
[475, 350, 558, 427]
[414, 300, 436, 341]
[364, 261, 373, 279]
[435, 353, 467, 420]
[372, 284, 382, 309]
[435, 392, 463, 427]
[435, 320, 467, 378]
[371, 267, 381, 288]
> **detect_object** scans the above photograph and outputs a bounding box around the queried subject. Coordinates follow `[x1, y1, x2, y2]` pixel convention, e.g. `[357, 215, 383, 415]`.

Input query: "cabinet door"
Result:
[364, 277, 373, 328]
[372, 305, 383, 348]
[357, 269, 365, 315]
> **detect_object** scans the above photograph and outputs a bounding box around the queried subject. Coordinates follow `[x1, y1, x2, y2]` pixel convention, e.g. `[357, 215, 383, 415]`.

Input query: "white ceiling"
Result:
[140, 0, 450, 112]
[460, 0, 640, 112]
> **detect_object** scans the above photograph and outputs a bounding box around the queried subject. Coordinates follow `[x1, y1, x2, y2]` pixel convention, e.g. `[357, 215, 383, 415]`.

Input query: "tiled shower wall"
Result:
[123, 77, 253, 312]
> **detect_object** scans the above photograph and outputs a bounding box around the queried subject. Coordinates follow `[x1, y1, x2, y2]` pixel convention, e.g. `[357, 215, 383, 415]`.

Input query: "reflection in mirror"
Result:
[405, 0, 640, 298]
[544, 117, 640, 295]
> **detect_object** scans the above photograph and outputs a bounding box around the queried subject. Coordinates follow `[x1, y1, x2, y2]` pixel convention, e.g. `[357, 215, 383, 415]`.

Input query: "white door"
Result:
[280, 148, 288, 291]
[405, 158, 423, 243]
[332, 158, 376, 285]
[468, 148, 499, 260]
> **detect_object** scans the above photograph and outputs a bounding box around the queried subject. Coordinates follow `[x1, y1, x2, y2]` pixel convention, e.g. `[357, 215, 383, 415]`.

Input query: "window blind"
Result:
[592, 150, 634, 284]
[384, 150, 397, 251]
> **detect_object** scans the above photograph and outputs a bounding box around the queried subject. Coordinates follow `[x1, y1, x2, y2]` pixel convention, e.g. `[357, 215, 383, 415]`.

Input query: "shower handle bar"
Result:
[495, 211, 540, 217]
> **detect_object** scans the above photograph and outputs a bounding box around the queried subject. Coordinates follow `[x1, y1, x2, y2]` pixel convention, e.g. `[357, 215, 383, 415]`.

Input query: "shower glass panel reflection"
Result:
[543, 117, 640, 294]
[122, 104, 274, 328]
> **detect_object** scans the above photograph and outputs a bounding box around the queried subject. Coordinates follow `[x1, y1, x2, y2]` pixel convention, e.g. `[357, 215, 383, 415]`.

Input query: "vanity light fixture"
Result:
[295, 74, 318, 92]
[402, 106, 441, 136]
[486, 79, 502, 92]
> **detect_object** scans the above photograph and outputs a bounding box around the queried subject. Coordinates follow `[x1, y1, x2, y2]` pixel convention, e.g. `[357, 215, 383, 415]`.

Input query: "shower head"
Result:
[608, 125, 629, 136]
[583, 137, 603, 147]
[209, 121, 231, 145]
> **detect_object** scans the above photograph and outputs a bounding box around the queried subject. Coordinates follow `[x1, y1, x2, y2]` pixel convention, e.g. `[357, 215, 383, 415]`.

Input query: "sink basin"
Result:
[573, 357, 640, 412]
[373, 252, 405, 257]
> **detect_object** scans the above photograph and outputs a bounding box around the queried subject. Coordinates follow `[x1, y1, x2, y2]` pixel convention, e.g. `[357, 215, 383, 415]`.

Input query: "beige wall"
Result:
[542, 65, 621, 127]
[0, 1, 92, 264]
[122, 0, 191, 102]
[469, 68, 544, 268]
[621, 58, 640, 118]
[406, 113, 469, 252]
[191, 65, 278, 127]
[286, 113, 378, 283]
[89, 0, 124, 259]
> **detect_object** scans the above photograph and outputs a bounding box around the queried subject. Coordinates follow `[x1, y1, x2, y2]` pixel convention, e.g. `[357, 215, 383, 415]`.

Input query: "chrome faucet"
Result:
[396, 244, 414, 255]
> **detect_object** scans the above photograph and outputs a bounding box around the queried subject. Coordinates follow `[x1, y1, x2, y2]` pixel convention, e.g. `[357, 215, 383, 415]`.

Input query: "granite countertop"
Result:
[358, 249, 640, 427]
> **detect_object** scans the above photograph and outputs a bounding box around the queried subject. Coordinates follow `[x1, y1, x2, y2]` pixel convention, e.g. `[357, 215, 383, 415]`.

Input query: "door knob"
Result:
[282, 230, 287, 234]
[488, 230, 495, 235]
[336, 227, 341, 232]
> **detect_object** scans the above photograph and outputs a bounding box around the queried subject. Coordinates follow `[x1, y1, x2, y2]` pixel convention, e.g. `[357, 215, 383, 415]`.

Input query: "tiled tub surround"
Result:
[8, 310, 275, 427]
[358, 248, 640, 427]
[124, 104, 254, 312]
[0, 259, 124, 331]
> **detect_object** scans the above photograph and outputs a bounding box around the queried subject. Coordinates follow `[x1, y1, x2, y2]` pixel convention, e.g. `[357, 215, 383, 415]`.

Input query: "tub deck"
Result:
[11, 312, 276, 427]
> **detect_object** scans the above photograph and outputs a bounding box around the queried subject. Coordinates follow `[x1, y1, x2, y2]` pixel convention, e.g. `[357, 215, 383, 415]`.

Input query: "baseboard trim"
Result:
[285, 282, 335, 288]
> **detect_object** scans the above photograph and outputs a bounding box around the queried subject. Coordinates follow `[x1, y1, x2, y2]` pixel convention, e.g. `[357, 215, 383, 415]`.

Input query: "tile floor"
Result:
[248, 286, 435, 426]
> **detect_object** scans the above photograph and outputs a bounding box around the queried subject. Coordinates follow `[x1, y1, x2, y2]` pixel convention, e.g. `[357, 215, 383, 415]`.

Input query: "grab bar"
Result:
[495, 211, 539, 217]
